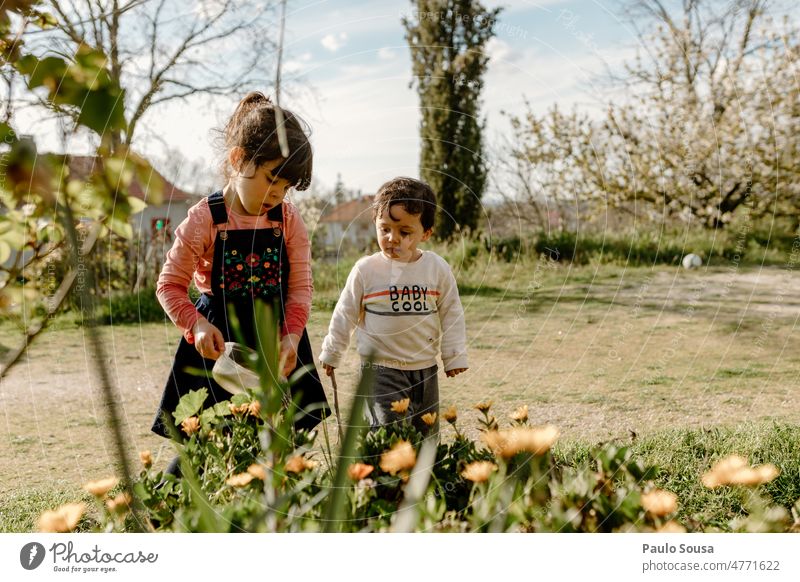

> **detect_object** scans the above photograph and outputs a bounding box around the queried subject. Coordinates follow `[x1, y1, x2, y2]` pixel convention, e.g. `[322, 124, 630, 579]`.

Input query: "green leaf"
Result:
[230, 393, 251, 406]
[134, 161, 163, 205]
[107, 215, 132, 239]
[172, 387, 208, 424]
[0, 240, 10, 264]
[26, 56, 67, 89]
[199, 407, 218, 427]
[212, 401, 232, 417]
[0, 122, 16, 143]
[76, 88, 126, 134]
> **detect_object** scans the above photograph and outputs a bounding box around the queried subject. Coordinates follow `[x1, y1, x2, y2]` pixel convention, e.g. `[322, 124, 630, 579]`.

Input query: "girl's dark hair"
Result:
[372, 177, 437, 231]
[221, 91, 313, 190]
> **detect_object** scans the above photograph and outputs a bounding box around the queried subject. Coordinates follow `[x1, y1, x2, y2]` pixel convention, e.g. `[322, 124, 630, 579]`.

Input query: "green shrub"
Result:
[101, 288, 165, 324]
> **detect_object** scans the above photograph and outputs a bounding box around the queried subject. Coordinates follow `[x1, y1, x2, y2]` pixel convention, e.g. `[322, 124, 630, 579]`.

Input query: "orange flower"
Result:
[701, 455, 780, 488]
[461, 461, 497, 483]
[657, 520, 687, 533]
[379, 440, 416, 475]
[285, 456, 317, 474]
[105, 493, 132, 514]
[82, 477, 118, 497]
[482, 425, 559, 459]
[390, 398, 410, 414]
[38, 503, 85, 533]
[247, 400, 262, 418]
[347, 463, 374, 481]
[474, 401, 493, 413]
[247, 464, 268, 481]
[181, 416, 200, 435]
[442, 406, 458, 424]
[139, 450, 153, 469]
[509, 404, 529, 423]
[421, 412, 437, 426]
[641, 489, 678, 517]
[227, 472, 254, 487]
[229, 403, 249, 416]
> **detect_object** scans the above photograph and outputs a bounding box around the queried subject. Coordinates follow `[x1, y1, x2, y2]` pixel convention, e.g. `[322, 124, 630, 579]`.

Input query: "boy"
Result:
[319, 177, 467, 435]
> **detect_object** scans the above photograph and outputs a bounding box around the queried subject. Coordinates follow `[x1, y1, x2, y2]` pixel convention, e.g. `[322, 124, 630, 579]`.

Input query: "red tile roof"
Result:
[67, 155, 195, 203]
[320, 195, 375, 224]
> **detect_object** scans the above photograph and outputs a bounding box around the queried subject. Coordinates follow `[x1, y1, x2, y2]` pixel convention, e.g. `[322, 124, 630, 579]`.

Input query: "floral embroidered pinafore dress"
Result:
[152, 191, 329, 437]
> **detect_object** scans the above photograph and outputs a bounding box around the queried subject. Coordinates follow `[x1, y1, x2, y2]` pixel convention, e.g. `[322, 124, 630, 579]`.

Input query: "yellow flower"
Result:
[227, 472, 254, 487]
[701, 455, 780, 488]
[247, 400, 262, 418]
[421, 412, 437, 426]
[442, 406, 458, 424]
[474, 400, 493, 413]
[509, 404, 529, 423]
[139, 450, 153, 469]
[390, 398, 410, 414]
[657, 520, 687, 533]
[82, 477, 118, 497]
[379, 440, 417, 475]
[247, 464, 268, 481]
[347, 463, 374, 481]
[482, 425, 560, 459]
[461, 461, 497, 483]
[38, 502, 85, 533]
[641, 489, 678, 517]
[285, 455, 317, 474]
[181, 416, 200, 435]
[105, 493, 132, 514]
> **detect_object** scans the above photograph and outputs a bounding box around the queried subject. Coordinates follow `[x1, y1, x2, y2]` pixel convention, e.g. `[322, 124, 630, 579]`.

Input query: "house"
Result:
[68, 155, 201, 289]
[318, 195, 376, 255]
[67, 155, 197, 240]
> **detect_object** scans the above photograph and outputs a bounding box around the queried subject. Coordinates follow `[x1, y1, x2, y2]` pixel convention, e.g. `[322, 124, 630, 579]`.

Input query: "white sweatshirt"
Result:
[320, 251, 468, 371]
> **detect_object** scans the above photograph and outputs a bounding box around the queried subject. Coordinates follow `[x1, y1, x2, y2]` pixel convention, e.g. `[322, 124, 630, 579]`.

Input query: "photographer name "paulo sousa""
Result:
[643, 544, 714, 554]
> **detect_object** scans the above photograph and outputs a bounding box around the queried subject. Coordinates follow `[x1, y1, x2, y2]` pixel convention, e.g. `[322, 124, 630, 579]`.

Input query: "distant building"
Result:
[318, 195, 376, 255]
[67, 155, 197, 239]
[2, 155, 198, 273]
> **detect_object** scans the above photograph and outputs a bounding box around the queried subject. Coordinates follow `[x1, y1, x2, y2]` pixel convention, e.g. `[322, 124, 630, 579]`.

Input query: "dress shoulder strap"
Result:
[207, 191, 228, 225]
[266, 203, 283, 223]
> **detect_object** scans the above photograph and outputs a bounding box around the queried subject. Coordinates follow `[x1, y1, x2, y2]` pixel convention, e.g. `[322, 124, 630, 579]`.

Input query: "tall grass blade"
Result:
[322, 358, 374, 532]
[391, 436, 438, 532]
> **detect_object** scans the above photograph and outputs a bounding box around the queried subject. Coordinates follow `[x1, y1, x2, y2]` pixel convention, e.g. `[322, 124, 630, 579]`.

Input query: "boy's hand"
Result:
[322, 363, 335, 377]
[193, 319, 225, 360]
[279, 333, 301, 377]
[445, 367, 467, 378]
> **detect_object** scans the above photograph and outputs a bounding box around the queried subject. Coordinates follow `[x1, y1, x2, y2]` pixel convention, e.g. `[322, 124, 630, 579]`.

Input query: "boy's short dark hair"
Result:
[372, 177, 437, 231]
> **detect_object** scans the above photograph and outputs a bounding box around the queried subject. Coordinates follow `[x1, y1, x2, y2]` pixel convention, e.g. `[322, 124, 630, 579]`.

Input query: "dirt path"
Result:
[2, 265, 799, 495]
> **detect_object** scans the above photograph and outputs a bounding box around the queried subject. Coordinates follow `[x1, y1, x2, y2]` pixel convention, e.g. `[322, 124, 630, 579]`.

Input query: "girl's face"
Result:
[229, 153, 292, 216]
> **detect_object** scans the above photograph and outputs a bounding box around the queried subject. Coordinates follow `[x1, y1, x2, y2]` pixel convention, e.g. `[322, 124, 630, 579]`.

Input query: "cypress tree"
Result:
[403, 0, 500, 239]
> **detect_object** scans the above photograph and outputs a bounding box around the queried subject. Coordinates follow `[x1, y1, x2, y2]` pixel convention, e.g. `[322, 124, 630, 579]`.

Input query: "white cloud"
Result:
[321, 32, 348, 52]
[378, 47, 397, 60]
[486, 38, 518, 64]
[284, 51, 313, 74]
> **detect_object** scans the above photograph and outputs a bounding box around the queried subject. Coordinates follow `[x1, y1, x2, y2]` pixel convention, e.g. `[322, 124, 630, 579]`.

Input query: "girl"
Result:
[152, 91, 329, 440]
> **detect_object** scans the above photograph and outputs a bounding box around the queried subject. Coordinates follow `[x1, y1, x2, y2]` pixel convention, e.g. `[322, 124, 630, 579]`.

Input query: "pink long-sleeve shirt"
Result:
[156, 196, 312, 343]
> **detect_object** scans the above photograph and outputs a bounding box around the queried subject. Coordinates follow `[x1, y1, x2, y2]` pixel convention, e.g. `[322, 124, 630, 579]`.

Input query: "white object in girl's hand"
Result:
[212, 342, 260, 394]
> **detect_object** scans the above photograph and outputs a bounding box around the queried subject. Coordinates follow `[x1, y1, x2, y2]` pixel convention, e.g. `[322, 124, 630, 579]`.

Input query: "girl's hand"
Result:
[193, 319, 224, 360]
[322, 363, 335, 377]
[280, 333, 301, 377]
[445, 367, 467, 378]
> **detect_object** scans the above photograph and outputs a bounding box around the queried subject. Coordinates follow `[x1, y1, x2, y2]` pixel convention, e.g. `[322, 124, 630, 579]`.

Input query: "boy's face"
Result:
[375, 203, 433, 262]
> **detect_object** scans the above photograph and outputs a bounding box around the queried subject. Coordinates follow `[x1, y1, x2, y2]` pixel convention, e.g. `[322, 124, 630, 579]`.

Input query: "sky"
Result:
[16, 0, 643, 196]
